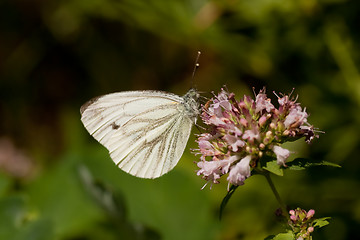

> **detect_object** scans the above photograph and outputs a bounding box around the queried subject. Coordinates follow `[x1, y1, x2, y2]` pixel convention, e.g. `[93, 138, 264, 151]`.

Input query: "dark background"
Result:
[1, 0, 359, 239]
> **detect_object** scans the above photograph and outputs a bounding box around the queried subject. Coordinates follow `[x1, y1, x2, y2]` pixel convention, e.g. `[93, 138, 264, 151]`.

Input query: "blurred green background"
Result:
[1, 0, 360, 239]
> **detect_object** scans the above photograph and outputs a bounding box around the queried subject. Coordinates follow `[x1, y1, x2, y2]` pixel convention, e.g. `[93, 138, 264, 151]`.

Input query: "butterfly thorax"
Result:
[182, 88, 200, 123]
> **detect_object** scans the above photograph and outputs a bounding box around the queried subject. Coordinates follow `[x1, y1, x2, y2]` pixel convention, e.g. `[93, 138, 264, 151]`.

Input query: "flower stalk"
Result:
[263, 171, 289, 219]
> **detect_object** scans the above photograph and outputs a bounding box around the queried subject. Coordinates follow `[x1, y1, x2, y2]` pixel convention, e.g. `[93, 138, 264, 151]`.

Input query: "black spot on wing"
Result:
[111, 122, 120, 130]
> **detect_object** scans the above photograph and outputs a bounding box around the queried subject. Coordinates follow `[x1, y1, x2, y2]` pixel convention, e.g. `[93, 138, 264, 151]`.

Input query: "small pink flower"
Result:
[197, 160, 225, 184]
[242, 129, 259, 143]
[222, 155, 241, 173]
[255, 91, 274, 113]
[277, 95, 289, 106]
[223, 135, 245, 152]
[232, 126, 243, 136]
[197, 155, 240, 187]
[210, 90, 232, 116]
[197, 136, 218, 157]
[207, 115, 226, 125]
[272, 145, 291, 166]
[227, 156, 252, 186]
[284, 106, 308, 128]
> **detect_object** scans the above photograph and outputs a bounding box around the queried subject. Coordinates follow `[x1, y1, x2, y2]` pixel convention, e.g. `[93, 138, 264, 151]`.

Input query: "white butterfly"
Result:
[80, 88, 200, 179]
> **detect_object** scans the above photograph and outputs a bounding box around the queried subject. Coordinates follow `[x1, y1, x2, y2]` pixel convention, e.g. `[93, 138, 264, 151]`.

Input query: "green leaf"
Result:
[78, 165, 127, 221]
[25, 154, 104, 239]
[0, 195, 55, 240]
[78, 165, 162, 239]
[0, 173, 11, 197]
[287, 158, 341, 170]
[264, 231, 295, 240]
[264, 160, 284, 176]
[219, 185, 238, 220]
[0, 195, 27, 240]
[13, 219, 54, 240]
[313, 217, 331, 228]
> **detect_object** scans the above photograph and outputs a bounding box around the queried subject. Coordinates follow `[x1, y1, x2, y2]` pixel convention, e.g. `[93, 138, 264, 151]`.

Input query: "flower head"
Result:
[288, 208, 317, 240]
[194, 87, 319, 189]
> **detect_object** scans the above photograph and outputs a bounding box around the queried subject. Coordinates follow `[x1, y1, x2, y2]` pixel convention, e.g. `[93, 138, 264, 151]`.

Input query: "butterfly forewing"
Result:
[80, 90, 198, 179]
[81, 92, 181, 145]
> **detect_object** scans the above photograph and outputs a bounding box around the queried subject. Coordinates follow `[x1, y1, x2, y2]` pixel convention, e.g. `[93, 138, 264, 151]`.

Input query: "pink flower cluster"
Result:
[289, 208, 316, 240]
[195, 88, 318, 189]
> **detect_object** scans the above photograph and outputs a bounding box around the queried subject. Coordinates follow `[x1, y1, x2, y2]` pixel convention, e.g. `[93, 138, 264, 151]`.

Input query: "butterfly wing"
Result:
[80, 91, 195, 178]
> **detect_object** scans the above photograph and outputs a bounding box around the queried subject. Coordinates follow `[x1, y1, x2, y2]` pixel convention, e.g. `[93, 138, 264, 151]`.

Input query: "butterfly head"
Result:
[182, 88, 201, 122]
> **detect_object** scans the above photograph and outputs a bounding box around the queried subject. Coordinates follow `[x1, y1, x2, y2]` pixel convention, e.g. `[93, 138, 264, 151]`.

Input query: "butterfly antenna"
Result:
[195, 123, 206, 133]
[200, 95, 209, 101]
[191, 51, 201, 87]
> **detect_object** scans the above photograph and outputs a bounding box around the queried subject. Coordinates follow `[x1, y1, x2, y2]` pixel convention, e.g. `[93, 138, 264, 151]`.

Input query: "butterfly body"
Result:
[81, 89, 200, 178]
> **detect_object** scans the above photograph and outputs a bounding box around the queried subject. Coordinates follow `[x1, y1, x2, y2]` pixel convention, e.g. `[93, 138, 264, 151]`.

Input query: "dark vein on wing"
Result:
[96, 103, 179, 142]
[143, 116, 180, 177]
[120, 113, 181, 177]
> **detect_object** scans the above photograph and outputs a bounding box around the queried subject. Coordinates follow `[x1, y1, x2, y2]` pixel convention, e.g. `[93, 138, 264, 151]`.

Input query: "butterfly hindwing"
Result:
[109, 107, 193, 178]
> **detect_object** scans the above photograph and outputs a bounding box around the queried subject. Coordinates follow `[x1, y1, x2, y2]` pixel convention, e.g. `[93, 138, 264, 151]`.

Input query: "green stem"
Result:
[264, 172, 289, 219]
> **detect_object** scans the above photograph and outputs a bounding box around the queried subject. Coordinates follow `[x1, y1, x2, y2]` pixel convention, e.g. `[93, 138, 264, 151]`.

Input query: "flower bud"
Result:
[306, 209, 315, 219]
[266, 131, 273, 138]
[288, 208, 318, 240]
[259, 115, 268, 127]
[283, 129, 290, 136]
[240, 118, 248, 127]
[277, 121, 285, 131]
